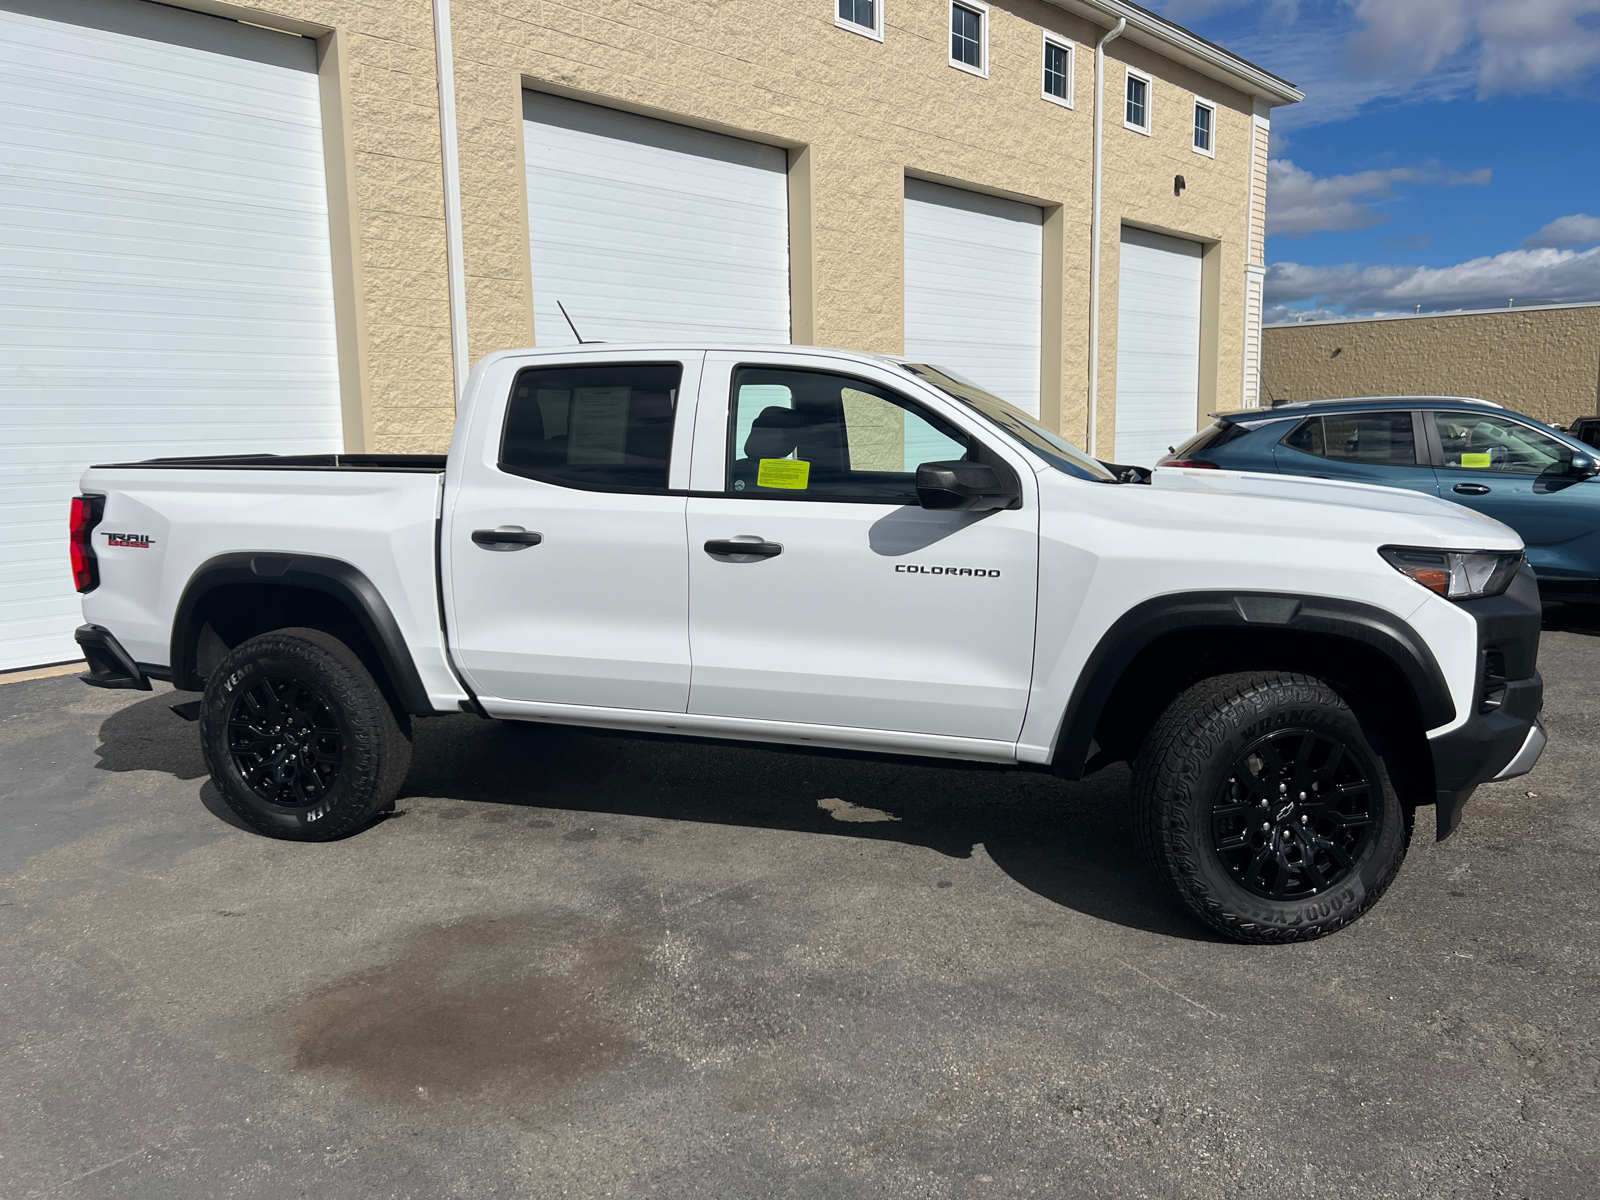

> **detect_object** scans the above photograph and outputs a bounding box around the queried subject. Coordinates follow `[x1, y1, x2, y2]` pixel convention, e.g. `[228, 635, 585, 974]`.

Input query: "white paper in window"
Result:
[567, 387, 631, 464]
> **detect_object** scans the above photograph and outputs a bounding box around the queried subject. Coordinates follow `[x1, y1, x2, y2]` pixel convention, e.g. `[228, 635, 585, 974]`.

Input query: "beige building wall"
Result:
[1262, 305, 1600, 429]
[162, 0, 1294, 453]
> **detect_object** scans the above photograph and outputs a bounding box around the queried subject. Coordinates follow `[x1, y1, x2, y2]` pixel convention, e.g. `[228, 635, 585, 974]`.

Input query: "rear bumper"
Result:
[74, 624, 151, 691]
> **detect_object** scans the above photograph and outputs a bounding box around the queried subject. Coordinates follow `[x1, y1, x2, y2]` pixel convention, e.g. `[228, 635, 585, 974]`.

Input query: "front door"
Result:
[684, 354, 1039, 743]
[444, 354, 701, 711]
[1427, 410, 1600, 586]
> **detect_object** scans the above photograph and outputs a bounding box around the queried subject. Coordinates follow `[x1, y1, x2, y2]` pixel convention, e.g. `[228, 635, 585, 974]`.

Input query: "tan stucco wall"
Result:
[173, 0, 1274, 453]
[1262, 307, 1600, 429]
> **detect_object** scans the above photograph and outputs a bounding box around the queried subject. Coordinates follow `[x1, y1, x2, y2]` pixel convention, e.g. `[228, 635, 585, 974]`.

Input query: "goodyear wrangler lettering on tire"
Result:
[893, 565, 1002, 577]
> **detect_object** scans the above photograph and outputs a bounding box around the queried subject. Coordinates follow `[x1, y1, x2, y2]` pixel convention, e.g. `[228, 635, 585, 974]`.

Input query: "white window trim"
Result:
[834, 0, 884, 42]
[1124, 66, 1152, 136]
[1042, 30, 1075, 109]
[1191, 95, 1217, 158]
[949, 0, 989, 79]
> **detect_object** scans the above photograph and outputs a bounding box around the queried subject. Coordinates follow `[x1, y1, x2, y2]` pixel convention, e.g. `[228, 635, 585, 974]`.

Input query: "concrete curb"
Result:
[0, 661, 86, 686]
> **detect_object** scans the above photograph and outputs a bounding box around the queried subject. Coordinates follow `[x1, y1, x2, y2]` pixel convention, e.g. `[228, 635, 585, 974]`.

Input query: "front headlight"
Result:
[1379, 546, 1525, 600]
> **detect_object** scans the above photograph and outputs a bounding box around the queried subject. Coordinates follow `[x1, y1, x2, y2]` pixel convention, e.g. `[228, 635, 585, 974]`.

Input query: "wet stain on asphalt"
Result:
[291, 913, 648, 1114]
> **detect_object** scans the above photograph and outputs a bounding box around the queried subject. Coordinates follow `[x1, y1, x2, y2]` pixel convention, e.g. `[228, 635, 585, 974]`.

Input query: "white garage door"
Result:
[904, 178, 1043, 417]
[524, 92, 791, 346]
[0, 0, 343, 671]
[1115, 227, 1203, 467]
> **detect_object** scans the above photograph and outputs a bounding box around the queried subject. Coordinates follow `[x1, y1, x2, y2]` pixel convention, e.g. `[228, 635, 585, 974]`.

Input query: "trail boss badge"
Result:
[103, 532, 153, 548]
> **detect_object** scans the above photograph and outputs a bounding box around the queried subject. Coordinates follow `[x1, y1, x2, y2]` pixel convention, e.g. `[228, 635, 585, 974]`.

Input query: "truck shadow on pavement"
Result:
[93, 694, 1216, 941]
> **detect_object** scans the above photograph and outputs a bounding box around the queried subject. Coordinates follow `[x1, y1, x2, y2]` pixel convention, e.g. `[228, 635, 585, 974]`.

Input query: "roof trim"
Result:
[1268, 300, 1600, 329]
[1045, 0, 1303, 105]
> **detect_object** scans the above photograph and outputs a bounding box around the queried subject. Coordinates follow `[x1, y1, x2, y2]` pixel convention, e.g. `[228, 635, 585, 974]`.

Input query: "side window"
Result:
[501, 363, 680, 490]
[1282, 412, 1417, 465]
[1434, 413, 1568, 474]
[727, 367, 971, 501]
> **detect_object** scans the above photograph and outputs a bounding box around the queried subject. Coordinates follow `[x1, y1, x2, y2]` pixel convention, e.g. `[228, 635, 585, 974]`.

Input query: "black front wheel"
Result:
[200, 627, 412, 840]
[1132, 671, 1410, 943]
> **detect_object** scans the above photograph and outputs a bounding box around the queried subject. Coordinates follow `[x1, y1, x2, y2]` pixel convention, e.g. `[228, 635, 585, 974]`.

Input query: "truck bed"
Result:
[95, 453, 448, 472]
[77, 460, 467, 710]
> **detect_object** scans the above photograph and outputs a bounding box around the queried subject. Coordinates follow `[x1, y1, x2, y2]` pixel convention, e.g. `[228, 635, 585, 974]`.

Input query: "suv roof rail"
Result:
[1265, 395, 1504, 411]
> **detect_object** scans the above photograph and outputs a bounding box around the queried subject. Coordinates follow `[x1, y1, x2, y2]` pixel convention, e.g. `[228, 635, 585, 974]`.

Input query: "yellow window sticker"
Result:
[1461, 452, 1492, 469]
[757, 458, 810, 489]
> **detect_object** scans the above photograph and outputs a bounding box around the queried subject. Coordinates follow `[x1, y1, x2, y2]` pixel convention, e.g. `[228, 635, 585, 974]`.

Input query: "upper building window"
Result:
[950, 1, 987, 77]
[836, 0, 883, 41]
[1043, 32, 1073, 107]
[1125, 68, 1151, 134]
[1193, 97, 1216, 156]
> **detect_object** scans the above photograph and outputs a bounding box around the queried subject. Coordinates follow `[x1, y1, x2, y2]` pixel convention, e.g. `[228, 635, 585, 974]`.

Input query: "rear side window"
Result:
[1282, 412, 1417, 465]
[501, 363, 680, 490]
[1170, 419, 1251, 458]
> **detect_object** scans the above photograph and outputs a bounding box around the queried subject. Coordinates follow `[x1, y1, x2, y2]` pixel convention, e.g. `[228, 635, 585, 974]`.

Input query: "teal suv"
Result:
[1163, 396, 1600, 599]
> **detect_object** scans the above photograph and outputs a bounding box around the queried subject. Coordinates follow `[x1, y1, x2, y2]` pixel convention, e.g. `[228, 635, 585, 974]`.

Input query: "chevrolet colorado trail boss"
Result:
[69, 345, 1546, 943]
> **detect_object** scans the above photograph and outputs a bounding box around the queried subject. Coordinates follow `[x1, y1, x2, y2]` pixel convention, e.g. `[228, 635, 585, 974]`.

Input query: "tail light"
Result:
[69, 496, 104, 593]
[1159, 457, 1220, 469]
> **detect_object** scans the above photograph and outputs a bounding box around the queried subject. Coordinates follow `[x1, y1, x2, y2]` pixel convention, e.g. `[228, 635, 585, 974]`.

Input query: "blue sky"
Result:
[1149, 0, 1600, 322]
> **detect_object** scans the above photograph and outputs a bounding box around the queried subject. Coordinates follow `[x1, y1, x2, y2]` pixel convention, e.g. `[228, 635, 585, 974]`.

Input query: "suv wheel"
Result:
[1132, 671, 1410, 944]
[200, 627, 412, 841]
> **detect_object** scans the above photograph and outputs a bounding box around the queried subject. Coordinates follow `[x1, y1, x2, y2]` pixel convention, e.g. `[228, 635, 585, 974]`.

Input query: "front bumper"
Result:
[1427, 566, 1545, 840]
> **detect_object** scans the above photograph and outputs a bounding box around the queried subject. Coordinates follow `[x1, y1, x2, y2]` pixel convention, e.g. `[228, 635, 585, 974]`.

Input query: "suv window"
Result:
[1282, 412, 1417, 465]
[1435, 412, 1568, 474]
[1170, 419, 1253, 458]
[727, 367, 971, 501]
[501, 363, 680, 490]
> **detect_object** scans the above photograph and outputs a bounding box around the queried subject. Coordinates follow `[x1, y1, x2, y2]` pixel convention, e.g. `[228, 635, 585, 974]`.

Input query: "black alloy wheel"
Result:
[227, 675, 344, 809]
[1211, 729, 1375, 901]
[200, 627, 412, 840]
[1132, 671, 1410, 943]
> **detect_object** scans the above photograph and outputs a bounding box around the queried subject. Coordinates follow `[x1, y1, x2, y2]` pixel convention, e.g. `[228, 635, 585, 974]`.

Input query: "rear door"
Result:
[1272, 410, 1439, 494]
[443, 351, 701, 712]
[1426, 410, 1600, 585]
[683, 352, 1040, 743]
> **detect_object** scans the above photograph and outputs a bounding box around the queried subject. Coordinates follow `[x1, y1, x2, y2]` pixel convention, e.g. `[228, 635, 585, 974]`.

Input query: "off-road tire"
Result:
[1132, 671, 1410, 944]
[200, 627, 412, 841]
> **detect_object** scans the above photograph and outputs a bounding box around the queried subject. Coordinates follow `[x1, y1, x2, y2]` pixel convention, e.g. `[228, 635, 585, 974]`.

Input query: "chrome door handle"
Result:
[1452, 484, 1491, 496]
[704, 538, 782, 559]
[472, 528, 543, 550]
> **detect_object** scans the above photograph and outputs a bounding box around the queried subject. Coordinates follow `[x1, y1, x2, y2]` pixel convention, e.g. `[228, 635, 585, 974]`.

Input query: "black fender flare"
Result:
[1050, 591, 1456, 779]
[170, 553, 434, 716]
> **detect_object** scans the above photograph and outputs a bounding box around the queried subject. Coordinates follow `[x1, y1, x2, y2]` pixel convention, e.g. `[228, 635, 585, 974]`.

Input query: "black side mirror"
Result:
[1569, 453, 1598, 477]
[915, 461, 1018, 511]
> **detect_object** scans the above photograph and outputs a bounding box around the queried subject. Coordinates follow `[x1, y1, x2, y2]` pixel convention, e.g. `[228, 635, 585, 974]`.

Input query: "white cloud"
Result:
[1186, 0, 1600, 131]
[1523, 214, 1600, 248]
[1345, 0, 1600, 96]
[1266, 159, 1491, 238]
[1265, 246, 1600, 316]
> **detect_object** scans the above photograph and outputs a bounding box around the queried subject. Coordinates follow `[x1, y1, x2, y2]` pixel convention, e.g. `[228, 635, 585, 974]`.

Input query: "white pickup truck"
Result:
[70, 345, 1545, 943]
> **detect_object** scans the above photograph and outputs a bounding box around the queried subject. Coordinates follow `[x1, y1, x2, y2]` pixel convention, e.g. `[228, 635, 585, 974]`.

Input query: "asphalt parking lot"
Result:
[2, 623, 1597, 1200]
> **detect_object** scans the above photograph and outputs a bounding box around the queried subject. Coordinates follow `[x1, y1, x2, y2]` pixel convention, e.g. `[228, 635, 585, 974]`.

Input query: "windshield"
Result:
[902, 364, 1118, 482]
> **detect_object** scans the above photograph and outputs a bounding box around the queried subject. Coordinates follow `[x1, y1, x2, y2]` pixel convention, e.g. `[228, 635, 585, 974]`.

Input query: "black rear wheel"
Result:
[1133, 671, 1410, 943]
[201, 627, 411, 840]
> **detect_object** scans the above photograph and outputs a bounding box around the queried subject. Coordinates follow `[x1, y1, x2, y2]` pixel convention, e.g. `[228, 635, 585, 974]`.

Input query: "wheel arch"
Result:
[171, 553, 434, 717]
[1051, 592, 1455, 793]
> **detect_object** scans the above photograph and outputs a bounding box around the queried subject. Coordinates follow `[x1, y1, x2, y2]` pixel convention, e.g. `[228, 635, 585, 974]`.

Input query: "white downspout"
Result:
[1088, 16, 1126, 458]
[432, 0, 469, 404]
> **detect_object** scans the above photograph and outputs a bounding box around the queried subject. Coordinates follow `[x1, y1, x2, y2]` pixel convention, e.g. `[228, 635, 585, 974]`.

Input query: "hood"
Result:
[1143, 467, 1524, 551]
